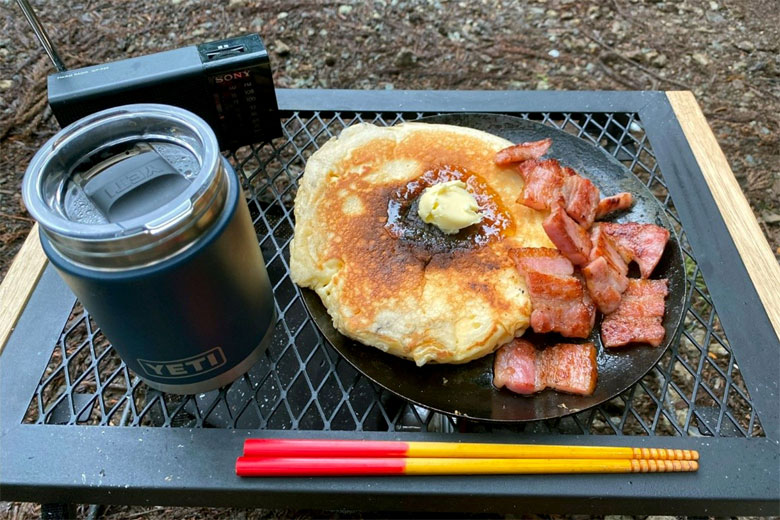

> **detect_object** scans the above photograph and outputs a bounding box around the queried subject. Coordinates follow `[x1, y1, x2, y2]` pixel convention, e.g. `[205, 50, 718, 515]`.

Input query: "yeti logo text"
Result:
[138, 347, 226, 379]
[214, 71, 250, 83]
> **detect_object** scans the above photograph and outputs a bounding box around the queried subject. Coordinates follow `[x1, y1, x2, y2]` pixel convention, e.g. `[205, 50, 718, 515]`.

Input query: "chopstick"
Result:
[242, 439, 699, 461]
[235, 456, 699, 477]
[236, 440, 700, 477]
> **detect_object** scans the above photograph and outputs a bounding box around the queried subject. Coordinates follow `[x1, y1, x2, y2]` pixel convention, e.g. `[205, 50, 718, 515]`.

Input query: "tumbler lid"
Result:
[22, 104, 228, 269]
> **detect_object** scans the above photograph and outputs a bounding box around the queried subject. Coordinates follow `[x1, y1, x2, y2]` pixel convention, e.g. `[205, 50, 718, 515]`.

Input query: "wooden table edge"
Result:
[666, 90, 780, 341]
[0, 223, 48, 355]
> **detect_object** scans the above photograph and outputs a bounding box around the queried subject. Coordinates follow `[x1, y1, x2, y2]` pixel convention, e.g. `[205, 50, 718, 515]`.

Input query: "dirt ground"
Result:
[0, 0, 778, 518]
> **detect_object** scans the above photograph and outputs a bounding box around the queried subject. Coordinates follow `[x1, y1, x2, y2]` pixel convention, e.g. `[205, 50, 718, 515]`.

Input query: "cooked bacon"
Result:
[493, 339, 542, 394]
[494, 138, 552, 166]
[540, 342, 598, 395]
[601, 279, 668, 348]
[583, 257, 629, 314]
[584, 226, 630, 313]
[510, 247, 574, 277]
[543, 207, 592, 266]
[524, 271, 595, 338]
[518, 159, 567, 210]
[589, 225, 629, 277]
[596, 192, 634, 219]
[562, 174, 600, 228]
[493, 339, 597, 396]
[600, 222, 670, 278]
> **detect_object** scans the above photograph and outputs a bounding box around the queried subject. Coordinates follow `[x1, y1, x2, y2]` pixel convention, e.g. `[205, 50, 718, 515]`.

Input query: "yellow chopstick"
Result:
[404, 458, 699, 475]
[405, 442, 699, 461]
[235, 456, 699, 477]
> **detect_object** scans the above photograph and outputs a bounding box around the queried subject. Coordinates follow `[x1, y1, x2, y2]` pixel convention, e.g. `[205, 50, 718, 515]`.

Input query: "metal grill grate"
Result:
[23, 110, 764, 438]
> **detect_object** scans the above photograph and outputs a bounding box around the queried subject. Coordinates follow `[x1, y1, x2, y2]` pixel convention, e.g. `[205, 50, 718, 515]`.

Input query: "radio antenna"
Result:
[16, 0, 67, 72]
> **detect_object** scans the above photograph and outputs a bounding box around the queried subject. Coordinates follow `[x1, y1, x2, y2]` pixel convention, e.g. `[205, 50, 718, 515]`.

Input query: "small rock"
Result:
[277, 11, 288, 19]
[708, 1, 719, 9]
[170, 0, 183, 4]
[706, 11, 725, 23]
[763, 213, 780, 224]
[745, 154, 756, 165]
[251, 17, 264, 29]
[645, 49, 659, 62]
[692, 52, 710, 66]
[652, 53, 668, 68]
[0, 79, 12, 90]
[393, 48, 417, 68]
[548, 49, 560, 58]
[338, 4, 353, 16]
[536, 79, 550, 90]
[274, 40, 291, 57]
[735, 40, 755, 52]
[546, 9, 558, 17]
[384, 83, 394, 90]
[228, 0, 245, 6]
[624, 49, 642, 61]
[319, 29, 328, 37]
[646, 516, 677, 520]
[749, 60, 767, 73]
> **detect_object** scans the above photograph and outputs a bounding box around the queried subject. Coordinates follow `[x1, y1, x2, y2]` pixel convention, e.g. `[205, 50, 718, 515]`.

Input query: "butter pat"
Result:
[417, 180, 483, 234]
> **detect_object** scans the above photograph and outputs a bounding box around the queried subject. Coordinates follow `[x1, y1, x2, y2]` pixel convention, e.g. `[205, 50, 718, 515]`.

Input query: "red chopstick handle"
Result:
[243, 439, 409, 458]
[236, 457, 407, 477]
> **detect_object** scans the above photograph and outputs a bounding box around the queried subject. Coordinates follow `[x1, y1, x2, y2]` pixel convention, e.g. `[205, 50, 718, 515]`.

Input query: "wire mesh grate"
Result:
[23, 110, 763, 437]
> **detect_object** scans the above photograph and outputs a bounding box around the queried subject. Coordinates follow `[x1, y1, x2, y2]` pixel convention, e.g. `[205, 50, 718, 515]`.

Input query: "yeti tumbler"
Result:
[22, 104, 275, 394]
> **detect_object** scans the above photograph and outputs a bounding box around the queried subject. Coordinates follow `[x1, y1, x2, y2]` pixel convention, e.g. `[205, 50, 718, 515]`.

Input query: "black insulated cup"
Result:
[22, 104, 275, 394]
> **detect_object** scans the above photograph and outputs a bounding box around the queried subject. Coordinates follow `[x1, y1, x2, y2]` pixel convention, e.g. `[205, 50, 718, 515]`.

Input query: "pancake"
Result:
[290, 122, 554, 365]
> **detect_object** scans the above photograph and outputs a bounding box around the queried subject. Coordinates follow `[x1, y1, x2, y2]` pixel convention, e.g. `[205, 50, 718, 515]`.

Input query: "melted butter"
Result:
[417, 180, 482, 234]
[385, 165, 512, 252]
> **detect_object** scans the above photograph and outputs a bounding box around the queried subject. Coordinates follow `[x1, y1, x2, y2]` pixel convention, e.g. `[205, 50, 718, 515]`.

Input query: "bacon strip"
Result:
[540, 342, 598, 395]
[494, 138, 552, 166]
[583, 225, 631, 313]
[493, 339, 597, 396]
[510, 247, 574, 277]
[524, 271, 596, 338]
[493, 339, 543, 394]
[517, 159, 567, 210]
[562, 175, 600, 228]
[543, 207, 592, 266]
[601, 279, 669, 347]
[583, 257, 628, 314]
[600, 222, 670, 278]
[596, 192, 634, 219]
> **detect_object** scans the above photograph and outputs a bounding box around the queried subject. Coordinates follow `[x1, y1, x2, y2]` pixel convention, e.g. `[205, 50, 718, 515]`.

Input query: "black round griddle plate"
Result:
[301, 113, 686, 423]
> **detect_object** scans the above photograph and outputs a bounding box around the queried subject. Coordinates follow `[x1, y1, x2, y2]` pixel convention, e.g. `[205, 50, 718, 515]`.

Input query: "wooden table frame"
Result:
[1, 90, 778, 515]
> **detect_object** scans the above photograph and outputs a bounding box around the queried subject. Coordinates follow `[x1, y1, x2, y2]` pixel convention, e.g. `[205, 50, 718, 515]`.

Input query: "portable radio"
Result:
[17, 0, 282, 149]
